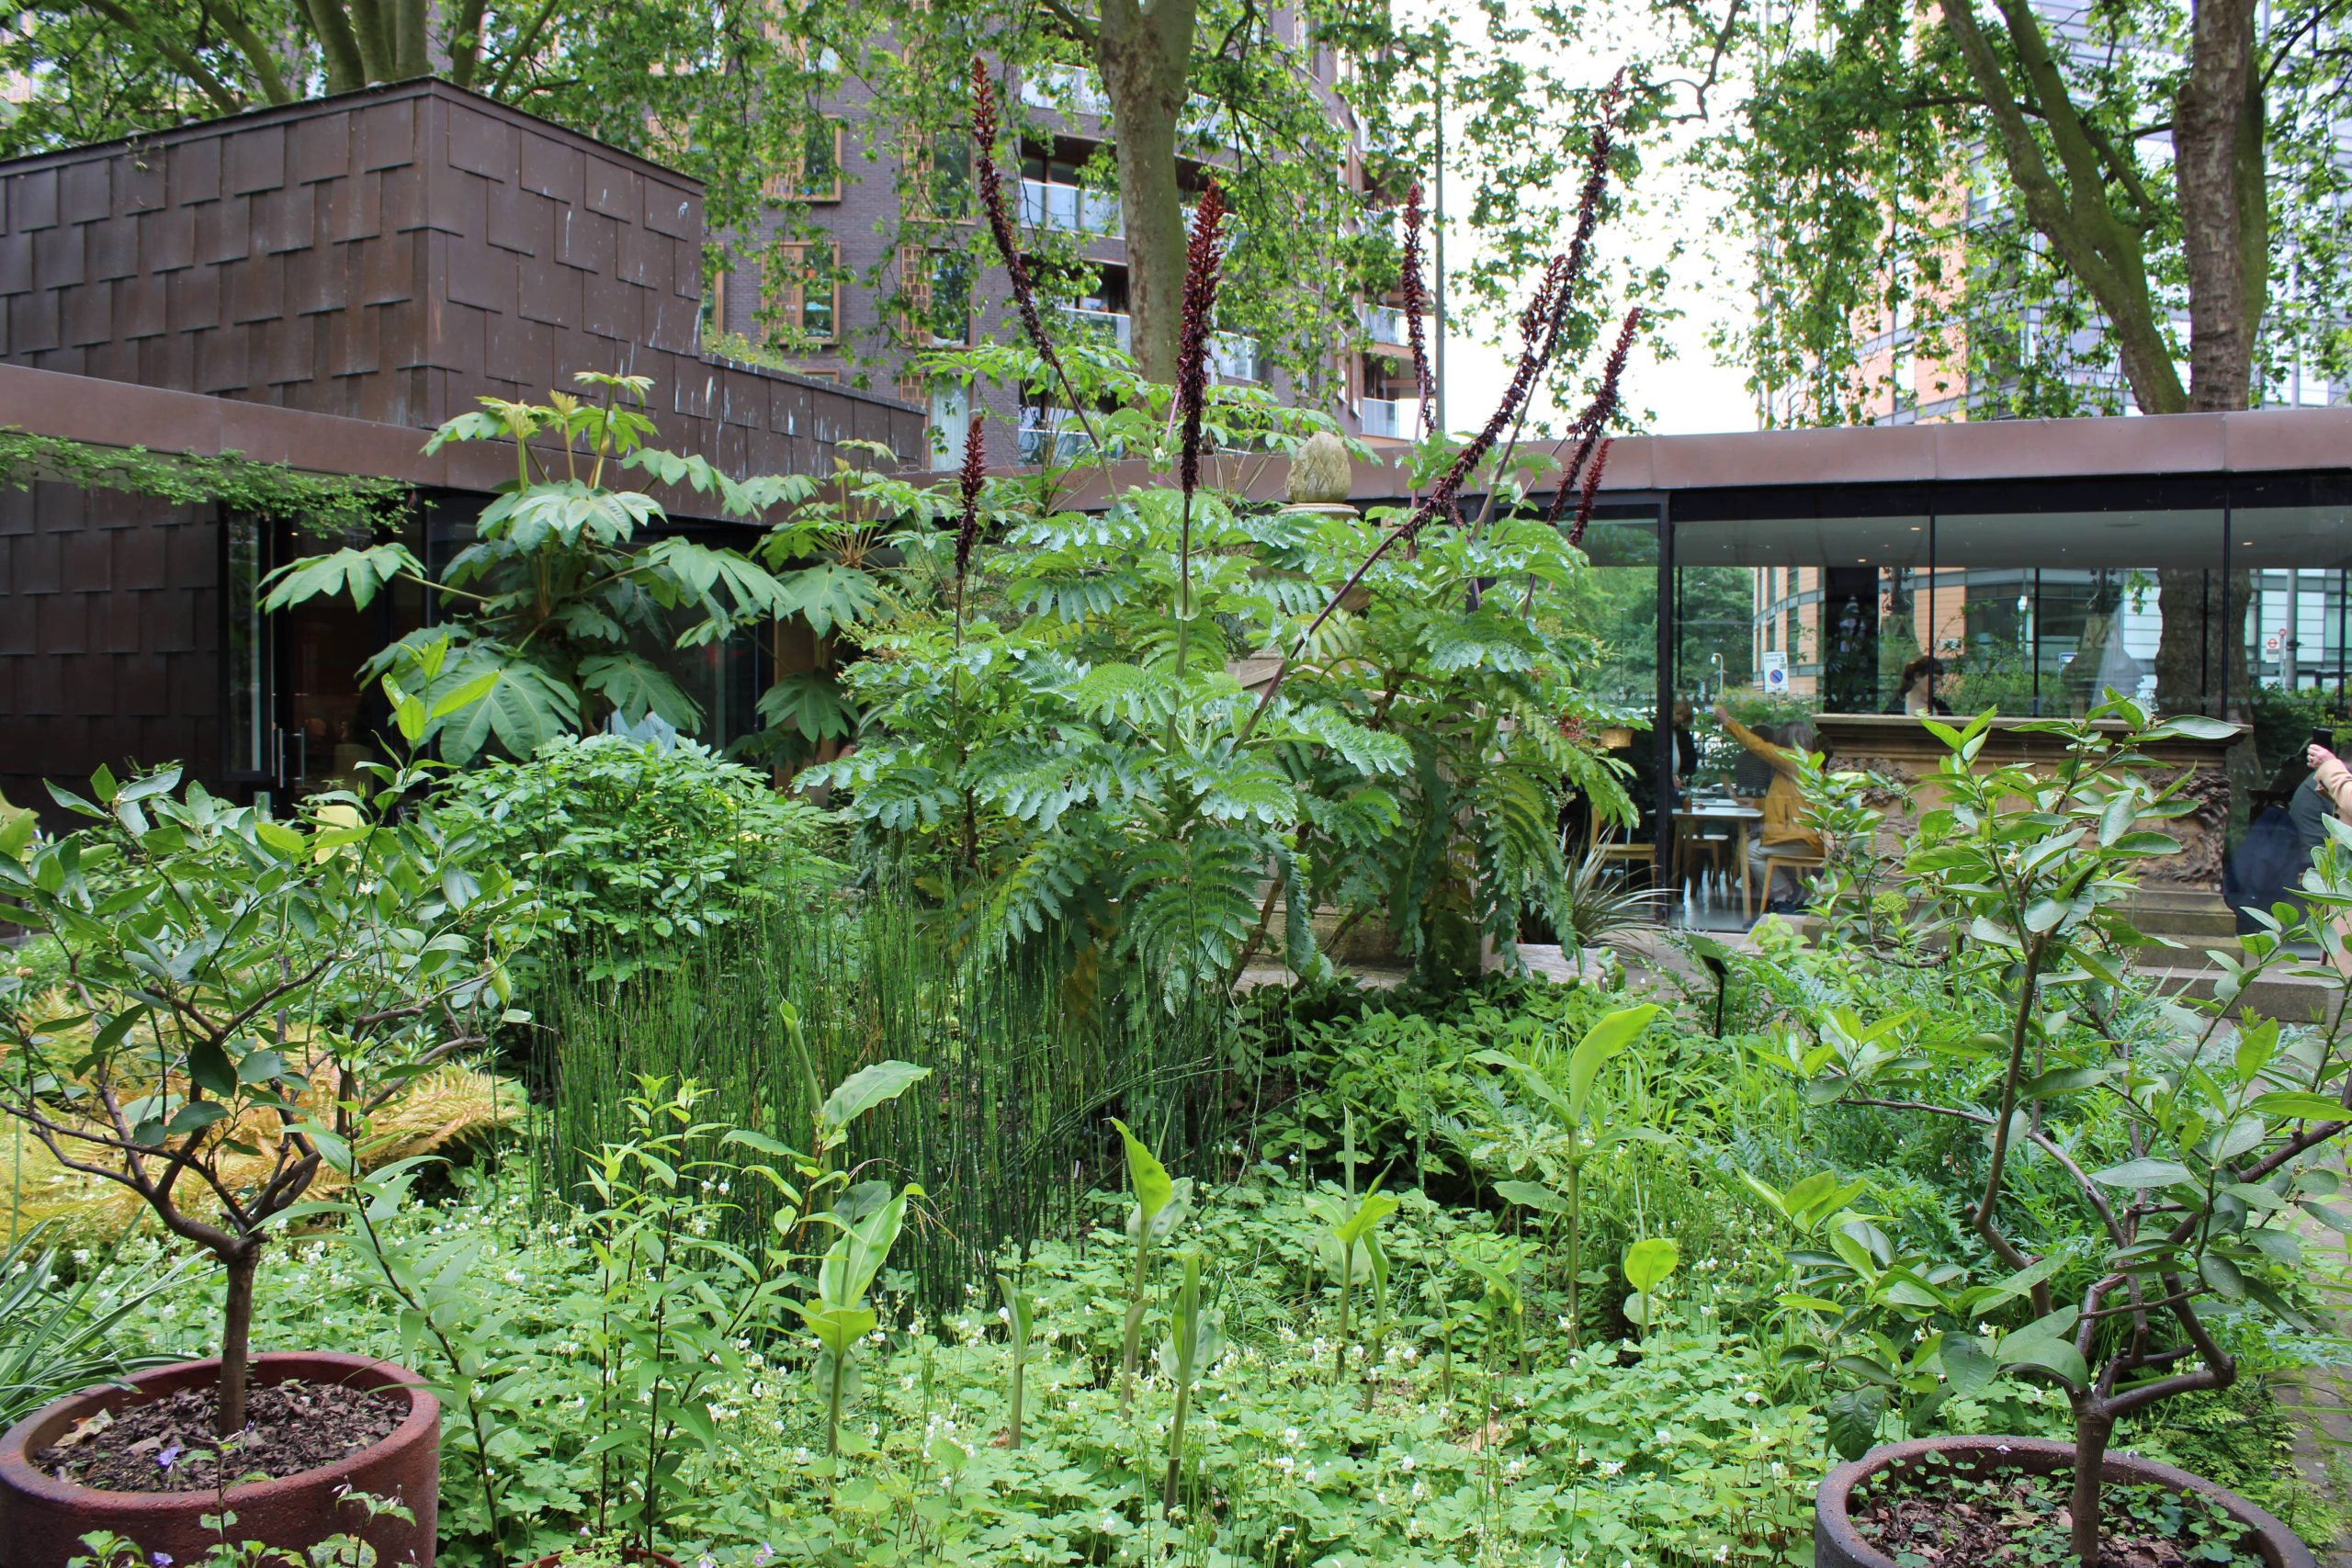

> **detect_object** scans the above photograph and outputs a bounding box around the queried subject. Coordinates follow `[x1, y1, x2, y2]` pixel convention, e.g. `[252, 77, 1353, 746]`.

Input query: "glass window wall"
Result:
[1650, 476, 2352, 930]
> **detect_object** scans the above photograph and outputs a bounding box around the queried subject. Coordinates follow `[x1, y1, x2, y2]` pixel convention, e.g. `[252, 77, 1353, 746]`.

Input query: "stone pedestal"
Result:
[1811, 712, 2245, 906]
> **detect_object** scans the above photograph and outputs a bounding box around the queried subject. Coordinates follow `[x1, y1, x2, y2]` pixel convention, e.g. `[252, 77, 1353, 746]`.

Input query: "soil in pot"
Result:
[1850, 1455, 2262, 1567]
[35, 1379, 402, 1494]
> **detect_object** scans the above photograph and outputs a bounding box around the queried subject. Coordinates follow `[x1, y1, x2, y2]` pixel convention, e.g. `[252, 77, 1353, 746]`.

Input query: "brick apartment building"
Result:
[705, 24, 1430, 468]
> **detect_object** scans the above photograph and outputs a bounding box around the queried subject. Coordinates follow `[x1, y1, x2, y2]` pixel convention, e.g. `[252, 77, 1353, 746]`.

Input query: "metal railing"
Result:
[1018, 178, 1121, 236]
[1363, 304, 1413, 346]
[1057, 306, 1132, 353]
[1359, 396, 1421, 439]
[1209, 332, 1264, 383]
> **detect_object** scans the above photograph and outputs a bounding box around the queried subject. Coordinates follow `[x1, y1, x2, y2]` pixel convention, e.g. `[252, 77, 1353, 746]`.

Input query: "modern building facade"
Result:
[706, 27, 1428, 468]
[0, 80, 924, 822]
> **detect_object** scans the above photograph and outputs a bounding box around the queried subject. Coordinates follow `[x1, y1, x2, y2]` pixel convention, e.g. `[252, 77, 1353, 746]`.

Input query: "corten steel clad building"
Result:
[0, 80, 923, 822]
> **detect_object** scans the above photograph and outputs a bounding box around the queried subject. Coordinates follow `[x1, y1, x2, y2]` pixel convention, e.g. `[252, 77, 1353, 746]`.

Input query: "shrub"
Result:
[435, 733, 833, 982]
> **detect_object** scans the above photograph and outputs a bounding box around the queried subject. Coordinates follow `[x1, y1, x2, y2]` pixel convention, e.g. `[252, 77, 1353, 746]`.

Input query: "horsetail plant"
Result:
[1159, 1250, 1222, 1516]
[1109, 1117, 1189, 1414]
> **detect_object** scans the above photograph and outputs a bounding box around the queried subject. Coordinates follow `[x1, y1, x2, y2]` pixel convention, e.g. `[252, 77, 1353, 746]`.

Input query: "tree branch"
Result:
[69, 0, 244, 114]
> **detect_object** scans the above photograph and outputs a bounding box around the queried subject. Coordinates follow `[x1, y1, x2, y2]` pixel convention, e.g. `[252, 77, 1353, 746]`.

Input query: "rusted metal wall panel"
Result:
[0, 80, 923, 488]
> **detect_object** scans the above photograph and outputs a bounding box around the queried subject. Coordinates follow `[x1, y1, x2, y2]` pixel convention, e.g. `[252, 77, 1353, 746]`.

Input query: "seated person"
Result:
[1713, 705, 1825, 909]
[1886, 655, 1952, 716]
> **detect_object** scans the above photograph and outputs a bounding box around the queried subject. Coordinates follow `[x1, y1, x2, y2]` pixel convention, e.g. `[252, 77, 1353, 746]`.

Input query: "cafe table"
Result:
[1672, 799, 1767, 919]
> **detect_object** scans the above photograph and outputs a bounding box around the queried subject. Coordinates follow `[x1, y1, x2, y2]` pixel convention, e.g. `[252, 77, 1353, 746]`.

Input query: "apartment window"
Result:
[774, 119, 843, 202]
[899, 246, 975, 346]
[767, 243, 841, 344]
[912, 132, 974, 220]
[928, 380, 971, 472]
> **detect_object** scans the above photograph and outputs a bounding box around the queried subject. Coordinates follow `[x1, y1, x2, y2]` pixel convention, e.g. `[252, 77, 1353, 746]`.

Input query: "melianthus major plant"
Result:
[810, 65, 1641, 995]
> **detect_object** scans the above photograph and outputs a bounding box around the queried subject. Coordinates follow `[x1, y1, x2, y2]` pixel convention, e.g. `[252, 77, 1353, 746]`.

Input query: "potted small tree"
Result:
[1790, 703, 2338, 1568]
[0, 642, 524, 1568]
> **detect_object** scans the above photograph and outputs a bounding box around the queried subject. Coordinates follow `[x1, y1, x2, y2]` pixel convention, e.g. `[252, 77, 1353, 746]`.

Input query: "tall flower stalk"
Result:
[1399, 182, 1435, 436]
[969, 59, 1104, 461]
[953, 411, 986, 639]
[1170, 186, 1228, 691]
[1544, 305, 1643, 546]
[1471, 73, 1626, 534]
[1241, 93, 1634, 740]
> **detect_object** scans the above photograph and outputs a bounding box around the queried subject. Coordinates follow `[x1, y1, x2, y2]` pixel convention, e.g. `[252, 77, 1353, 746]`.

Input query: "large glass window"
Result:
[1925, 498, 2226, 717]
[1674, 507, 1932, 728]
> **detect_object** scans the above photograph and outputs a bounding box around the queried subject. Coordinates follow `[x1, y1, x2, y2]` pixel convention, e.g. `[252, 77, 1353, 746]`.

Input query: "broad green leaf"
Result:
[1492, 1179, 1568, 1214]
[1940, 1332, 1996, 1396]
[1566, 1004, 1661, 1122]
[2089, 1158, 2196, 1190]
[1623, 1237, 1679, 1295]
[1825, 1386, 1887, 1461]
[820, 1061, 932, 1133]
[2255, 1091, 2345, 1122]
[1994, 1334, 2087, 1389]
[1109, 1117, 1174, 1225]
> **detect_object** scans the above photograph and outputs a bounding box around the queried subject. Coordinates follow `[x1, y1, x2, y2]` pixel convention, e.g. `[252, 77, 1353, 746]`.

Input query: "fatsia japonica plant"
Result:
[262, 371, 883, 762]
[0, 637, 526, 1437]
[1786, 700, 2352, 1568]
[812, 62, 1639, 994]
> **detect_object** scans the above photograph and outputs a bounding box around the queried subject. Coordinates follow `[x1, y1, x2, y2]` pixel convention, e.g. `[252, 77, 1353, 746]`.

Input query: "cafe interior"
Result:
[1537, 443, 2352, 933]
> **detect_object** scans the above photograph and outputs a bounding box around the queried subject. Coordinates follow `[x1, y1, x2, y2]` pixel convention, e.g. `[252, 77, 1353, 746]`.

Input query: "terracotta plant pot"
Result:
[1814, 1434, 2316, 1568]
[0, 1351, 439, 1568]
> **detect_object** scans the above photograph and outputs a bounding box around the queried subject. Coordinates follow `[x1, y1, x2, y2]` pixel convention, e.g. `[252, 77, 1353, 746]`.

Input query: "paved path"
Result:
[2285, 1203, 2352, 1564]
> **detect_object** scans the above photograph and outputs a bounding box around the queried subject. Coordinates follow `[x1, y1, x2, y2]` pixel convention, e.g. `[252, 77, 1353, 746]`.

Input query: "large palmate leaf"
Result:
[776, 560, 886, 637]
[577, 653, 701, 729]
[259, 544, 424, 613]
[482, 479, 661, 549]
[432, 655, 583, 764]
[757, 670, 858, 744]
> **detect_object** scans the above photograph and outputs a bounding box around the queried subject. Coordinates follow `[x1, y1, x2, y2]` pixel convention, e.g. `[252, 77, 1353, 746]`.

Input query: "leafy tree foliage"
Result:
[1721, 0, 2348, 421]
[815, 338, 1633, 995]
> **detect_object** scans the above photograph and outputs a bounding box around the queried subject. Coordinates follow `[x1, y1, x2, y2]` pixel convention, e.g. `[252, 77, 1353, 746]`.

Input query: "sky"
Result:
[1401, 2, 1764, 438]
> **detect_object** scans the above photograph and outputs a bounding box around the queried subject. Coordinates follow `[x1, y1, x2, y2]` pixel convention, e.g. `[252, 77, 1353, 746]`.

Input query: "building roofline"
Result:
[0, 361, 916, 521]
[0, 77, 700, 190]
[1039, 407, 2352, 511]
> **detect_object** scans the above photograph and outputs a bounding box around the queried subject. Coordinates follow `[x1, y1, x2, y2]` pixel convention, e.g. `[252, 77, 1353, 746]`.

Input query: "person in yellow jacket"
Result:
[1713, 704, 1824, 910]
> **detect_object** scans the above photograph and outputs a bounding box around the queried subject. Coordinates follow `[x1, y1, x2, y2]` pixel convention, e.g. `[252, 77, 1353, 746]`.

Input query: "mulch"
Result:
[36, 1379, 402, 1495]
[1851, 1466, 2258, 1567]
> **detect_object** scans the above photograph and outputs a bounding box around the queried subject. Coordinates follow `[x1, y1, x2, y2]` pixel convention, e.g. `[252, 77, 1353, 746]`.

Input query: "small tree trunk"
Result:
[218, 1241, 262, 1437]
[2071, 1405, 2116, 1568]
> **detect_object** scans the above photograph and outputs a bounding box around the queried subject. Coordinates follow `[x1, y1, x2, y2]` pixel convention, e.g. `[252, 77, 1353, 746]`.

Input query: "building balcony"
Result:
[1021, 63, 1228, 140]
[1057, 306, 1132, 353]
[1019, 178, 1121, 237]
[1363, 303, 1417, 349]
[1021, 64, 1112, 116]
[1360, 396, 1421, 440]
[1209, 332, 1264, 384]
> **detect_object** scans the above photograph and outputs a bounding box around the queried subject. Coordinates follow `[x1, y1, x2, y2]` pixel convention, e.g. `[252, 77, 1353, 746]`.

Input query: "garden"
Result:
[0, 78, 2347, 1568]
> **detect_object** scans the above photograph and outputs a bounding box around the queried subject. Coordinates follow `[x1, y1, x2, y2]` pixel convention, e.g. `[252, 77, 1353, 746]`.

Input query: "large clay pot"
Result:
[0, 1351, 439, 1568]
[1814, 1434, 2316, 1568]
